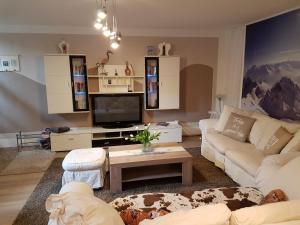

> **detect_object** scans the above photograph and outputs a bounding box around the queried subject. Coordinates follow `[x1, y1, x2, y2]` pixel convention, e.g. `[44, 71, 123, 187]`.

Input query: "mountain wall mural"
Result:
[242, 8, 300, 121]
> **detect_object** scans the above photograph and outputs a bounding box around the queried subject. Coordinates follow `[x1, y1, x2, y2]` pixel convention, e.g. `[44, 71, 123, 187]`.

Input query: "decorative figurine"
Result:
[58, 40, 70, 54]
[158, 42, 172, 56]
[96, 50, 113, 75]
[146, 46, 156, 56]
[125, 61, 131, 76]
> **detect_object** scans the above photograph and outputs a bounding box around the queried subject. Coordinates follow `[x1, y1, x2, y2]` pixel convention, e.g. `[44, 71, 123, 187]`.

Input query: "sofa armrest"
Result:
[59, 181, 94, 196]
[199, 119, 218, 132]
[255, 152, 300, 189]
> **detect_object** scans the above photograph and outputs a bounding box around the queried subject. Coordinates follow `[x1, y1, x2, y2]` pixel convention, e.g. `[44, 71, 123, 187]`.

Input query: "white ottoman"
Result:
[62, 148, 107, 189]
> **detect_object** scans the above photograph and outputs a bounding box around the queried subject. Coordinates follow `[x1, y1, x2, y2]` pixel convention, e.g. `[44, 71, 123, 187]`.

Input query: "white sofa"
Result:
[48, 181, 300, 225]
[199, 105, 300, 192]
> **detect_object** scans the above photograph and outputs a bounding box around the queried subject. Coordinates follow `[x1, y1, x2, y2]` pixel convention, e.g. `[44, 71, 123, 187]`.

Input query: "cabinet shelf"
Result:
[88, 75, 144, 78]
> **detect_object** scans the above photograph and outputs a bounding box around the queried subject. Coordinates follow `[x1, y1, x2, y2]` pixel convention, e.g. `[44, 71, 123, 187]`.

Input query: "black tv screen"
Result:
[92, 94, 143, 127]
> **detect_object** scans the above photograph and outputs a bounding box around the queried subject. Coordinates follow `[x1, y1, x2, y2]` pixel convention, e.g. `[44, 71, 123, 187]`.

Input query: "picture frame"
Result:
[0, 55, 20, 72]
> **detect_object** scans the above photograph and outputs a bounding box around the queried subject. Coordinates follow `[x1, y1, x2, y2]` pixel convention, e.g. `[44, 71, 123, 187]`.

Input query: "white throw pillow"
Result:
[281, 129, 300, 153]
[260, 156, 300, 200]
[231, 200, 300, 225]
[46, 192, 124, 225]
[140, 203, 231, 225]
[215, 105, 253, 132]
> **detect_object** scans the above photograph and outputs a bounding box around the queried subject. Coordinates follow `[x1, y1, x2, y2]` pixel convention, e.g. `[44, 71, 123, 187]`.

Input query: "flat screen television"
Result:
[91, 94, 143, 128]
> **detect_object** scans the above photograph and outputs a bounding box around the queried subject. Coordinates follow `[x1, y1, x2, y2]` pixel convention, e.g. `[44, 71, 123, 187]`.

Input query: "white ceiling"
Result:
[0, 0, 299, 35]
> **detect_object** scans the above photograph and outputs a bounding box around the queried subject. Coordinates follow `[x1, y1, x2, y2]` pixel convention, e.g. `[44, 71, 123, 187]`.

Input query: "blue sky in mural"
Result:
[245, 8, 300, 71]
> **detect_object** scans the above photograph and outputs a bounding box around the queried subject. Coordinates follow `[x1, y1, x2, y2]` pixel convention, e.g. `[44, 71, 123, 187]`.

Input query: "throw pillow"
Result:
[222, 112, 256, 142]
[215, 105, 253, 132]
[263, 127, 293, 155]
[281, 129, 300, 153]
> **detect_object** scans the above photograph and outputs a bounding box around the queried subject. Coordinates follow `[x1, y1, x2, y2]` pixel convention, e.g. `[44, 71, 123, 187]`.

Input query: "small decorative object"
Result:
[130, 64, 135, 76]
[158, 42, 172, 56]
[114, 69, 118, 76]
[127, 124, 160, 152]
[97, 50, 113, 75]
[165, 43, 171, 56]
[146, 46, 156, 56]
[125, 61, 131, 76]
[0, 55, 20, 72]
[58, 40, 70, 54]
[108, 79, 112, 85]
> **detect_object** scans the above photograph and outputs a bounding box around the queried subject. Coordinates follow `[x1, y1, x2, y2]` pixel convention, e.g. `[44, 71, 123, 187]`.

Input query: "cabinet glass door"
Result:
[145, 57, 159, 109]
[69, 55, 89, 111]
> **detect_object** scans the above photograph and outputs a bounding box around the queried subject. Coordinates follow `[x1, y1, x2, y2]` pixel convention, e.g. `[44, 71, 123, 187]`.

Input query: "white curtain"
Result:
[216, 25, 246, 109]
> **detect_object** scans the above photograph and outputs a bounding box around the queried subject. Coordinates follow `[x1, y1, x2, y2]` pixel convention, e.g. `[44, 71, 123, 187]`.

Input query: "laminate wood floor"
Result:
[0, 136, 200, 225]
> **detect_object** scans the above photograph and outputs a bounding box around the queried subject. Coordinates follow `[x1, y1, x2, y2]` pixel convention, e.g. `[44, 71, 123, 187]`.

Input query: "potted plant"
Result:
[128, 124, 160, 152]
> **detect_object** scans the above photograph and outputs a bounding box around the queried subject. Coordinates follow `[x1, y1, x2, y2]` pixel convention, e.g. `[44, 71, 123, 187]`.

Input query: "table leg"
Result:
[110, 165, 122, 193]
[182, 159, 193, 185]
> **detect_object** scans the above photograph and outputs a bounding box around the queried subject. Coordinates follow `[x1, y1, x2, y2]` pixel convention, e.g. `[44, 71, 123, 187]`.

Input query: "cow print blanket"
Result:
[110, 187, 263, 213]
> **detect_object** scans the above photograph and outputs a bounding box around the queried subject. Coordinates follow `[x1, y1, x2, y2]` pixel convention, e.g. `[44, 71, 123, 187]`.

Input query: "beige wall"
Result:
[0, 34, 218, 133]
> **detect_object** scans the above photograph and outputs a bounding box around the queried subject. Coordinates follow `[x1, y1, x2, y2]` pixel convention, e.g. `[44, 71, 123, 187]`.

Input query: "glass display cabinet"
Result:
[145, 57, 159, 109]
[69, 55, 89, 111]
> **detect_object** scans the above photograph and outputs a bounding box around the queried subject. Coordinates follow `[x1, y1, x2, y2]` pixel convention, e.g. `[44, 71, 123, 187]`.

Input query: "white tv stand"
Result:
[50, 123, 182, 152]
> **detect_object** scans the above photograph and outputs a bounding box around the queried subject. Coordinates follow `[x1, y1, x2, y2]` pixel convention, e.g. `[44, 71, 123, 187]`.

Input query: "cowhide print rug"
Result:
[110, 187, 263, 213]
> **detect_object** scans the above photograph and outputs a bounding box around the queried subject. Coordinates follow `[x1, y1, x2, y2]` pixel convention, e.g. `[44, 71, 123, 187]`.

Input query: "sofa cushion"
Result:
[249, 113, 300, 151]
[263, 127, 293, 155]
[230, 200, 300, 225]
[215, 105, 253, 132]
[281, 129, 300, 153]
[206, 131, 255, 154]
[222, 112, 256, 142]
[139, 203, 231, 225]
[226, 148, 264, 177]
[260, 156, 300, 200]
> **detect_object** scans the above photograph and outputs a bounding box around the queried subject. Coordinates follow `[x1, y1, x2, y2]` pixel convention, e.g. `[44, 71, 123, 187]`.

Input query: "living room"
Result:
[0, 1, 300, 225]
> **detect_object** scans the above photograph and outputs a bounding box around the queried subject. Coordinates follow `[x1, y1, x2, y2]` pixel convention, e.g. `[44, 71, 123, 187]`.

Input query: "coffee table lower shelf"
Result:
[122, 164, 182, 183]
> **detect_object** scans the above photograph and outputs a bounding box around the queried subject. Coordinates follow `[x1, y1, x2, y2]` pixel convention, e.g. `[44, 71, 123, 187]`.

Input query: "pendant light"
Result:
[94, 0, 122, 49]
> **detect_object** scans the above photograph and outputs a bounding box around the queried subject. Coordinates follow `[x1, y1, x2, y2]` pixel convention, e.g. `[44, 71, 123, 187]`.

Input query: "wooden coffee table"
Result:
[108, 143, 193, 193]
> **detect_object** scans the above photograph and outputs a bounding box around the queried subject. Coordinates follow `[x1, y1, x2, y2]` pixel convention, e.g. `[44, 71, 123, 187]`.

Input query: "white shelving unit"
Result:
[87, 65, 144, 94]
[50, 123, 182, 151]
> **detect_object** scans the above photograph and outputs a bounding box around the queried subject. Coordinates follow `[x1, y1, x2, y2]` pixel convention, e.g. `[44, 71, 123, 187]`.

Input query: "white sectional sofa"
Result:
[199, 105, 300, 192]
[47, 179, 300, 225]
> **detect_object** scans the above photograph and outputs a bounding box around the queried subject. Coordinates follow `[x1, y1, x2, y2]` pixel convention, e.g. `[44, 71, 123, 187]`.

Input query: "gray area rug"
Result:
[0, 150, 54, 175]
[13, 148, 237, 225]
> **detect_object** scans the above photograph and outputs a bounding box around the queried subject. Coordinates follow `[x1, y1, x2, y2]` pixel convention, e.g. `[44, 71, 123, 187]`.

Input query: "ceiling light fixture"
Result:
[94, 0, 122, 49]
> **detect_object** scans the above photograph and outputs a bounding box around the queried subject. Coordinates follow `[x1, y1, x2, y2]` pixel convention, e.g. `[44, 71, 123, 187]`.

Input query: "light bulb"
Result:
[97, 9, 107, 19]
[109, 31, 116, 40]
[111, 40, 120, 49]
[103, 29, 111, 37]
[96, 18, 101, 23]
[94, 22, 103, 30]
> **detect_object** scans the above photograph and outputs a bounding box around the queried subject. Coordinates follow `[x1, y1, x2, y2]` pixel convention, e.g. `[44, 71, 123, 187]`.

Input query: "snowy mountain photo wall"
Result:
[242, 8, 300, 121]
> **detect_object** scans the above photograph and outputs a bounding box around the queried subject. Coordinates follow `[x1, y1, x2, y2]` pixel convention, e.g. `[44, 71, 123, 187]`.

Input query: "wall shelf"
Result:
[87, 65, 144, 94]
